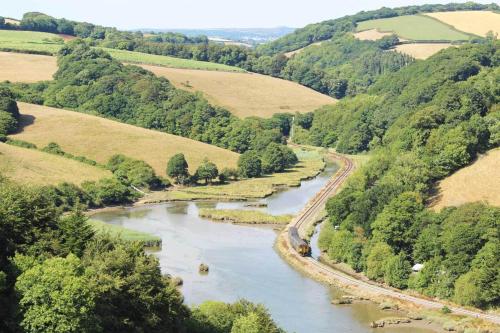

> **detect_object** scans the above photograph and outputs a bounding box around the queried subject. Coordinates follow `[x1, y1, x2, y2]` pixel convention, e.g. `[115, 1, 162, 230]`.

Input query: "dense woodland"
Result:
[315, 41, 499, 308]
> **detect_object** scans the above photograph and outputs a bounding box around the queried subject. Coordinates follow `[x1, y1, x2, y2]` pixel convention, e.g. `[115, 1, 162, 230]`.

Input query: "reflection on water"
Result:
[92, 163, 436, 333]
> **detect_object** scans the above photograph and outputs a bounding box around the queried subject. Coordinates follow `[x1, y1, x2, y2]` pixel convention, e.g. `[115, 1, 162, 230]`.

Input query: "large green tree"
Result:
[167, 153, 190, 184]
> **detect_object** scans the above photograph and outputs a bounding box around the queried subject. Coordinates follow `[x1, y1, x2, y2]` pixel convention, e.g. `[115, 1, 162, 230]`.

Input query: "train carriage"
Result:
[288, 227, 311, 256]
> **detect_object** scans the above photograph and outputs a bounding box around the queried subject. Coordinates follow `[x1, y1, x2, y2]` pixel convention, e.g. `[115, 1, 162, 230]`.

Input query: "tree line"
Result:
[315, 41, 499, 309]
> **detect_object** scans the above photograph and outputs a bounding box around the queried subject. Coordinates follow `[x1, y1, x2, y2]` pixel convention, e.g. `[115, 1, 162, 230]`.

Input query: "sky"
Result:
[3, 0, 496, 29]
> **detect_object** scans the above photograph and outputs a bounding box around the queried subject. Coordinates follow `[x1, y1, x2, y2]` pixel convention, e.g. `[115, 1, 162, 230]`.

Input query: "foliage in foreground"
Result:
[0, 177, 284, 333]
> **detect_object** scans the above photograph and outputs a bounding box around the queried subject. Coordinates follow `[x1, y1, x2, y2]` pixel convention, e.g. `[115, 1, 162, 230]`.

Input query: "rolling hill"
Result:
[0, 142, 111, 185]
[431, 148, 500, 210]
[393, 43, 453, 60]
[0, 51, 56, 82]
[355, 14, 473, 41]
[139, 64, 336, 118]
[10, 103, 239, 175]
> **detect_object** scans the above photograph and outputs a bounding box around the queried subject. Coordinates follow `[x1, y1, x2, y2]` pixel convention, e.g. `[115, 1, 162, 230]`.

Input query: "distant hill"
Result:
[139, 27, 296, 45]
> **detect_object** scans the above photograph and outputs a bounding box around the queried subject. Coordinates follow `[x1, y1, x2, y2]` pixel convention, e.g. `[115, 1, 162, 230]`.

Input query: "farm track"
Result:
[284, 151, 500, 325]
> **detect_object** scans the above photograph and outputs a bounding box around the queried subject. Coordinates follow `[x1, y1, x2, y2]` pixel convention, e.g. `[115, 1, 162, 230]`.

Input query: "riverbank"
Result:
[275, 152, 500, 332]
[199, 208, 292, 226]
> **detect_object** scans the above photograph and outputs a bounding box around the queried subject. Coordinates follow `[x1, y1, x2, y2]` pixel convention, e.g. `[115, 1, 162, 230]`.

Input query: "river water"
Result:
[91, 164, 436, 333]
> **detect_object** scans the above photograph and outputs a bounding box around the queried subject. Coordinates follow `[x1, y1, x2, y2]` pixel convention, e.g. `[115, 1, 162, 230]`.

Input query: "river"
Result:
[91, 163, 437, 333]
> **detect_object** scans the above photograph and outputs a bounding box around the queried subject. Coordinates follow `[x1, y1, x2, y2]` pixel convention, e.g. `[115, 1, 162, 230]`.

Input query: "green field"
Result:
[103, 48, 244, 72]
[356, 15, 473, 41]
[88, 219, 161, 247]
[0, 30, 243, 71]
[0, 30, 63, 53]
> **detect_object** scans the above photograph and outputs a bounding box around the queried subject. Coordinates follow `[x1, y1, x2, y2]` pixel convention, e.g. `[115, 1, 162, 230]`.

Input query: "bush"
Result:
[82, 178, 137, 207]
[238, 151, 262, 178]
[108, 154, 163, 189]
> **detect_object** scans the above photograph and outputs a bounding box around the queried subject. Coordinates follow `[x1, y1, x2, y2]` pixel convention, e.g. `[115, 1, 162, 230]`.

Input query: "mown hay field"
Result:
[0, 51, 57, 82]
[394, 43, 452, 59]
[431, 148, 500, 210]
[0, 142, 111, 185]
[356, 15, 472, 41]
[140, 64, 336, 118]
[11, 103, 239, 176]
[283, 41, 323, 58]
[425, 11, 500, 37]
[353, 29, 392, 41]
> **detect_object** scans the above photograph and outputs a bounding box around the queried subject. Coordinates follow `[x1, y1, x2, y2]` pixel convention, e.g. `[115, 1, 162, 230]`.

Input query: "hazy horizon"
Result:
[3, 0, 496, 30]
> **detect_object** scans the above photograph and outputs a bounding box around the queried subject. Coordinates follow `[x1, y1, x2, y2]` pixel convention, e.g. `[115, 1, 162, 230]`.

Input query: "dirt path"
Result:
[278, 150, 500, 325]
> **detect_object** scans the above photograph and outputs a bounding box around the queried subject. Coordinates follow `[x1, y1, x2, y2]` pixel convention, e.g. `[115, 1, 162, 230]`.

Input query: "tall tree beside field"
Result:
[195, 158, 219, 184]
[237, 151, 262, 178]
[167, 153, 190, 184]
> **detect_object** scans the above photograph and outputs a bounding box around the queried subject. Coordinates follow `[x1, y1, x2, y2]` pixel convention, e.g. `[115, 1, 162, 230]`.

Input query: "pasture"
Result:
[0, 29, 63, 53]
[283, 41, 323, 58]
[394, 43, 452, 59]
[11, 103, 239, 175]
[141, 64, 336, 118]
[0, 51, 56, 82]
[0, 142, 111, 185]
[425, 11, 500, 37]
[356, 15, 472, 41]
[103, 48, 244, 72]
[431, 148, 500, 210]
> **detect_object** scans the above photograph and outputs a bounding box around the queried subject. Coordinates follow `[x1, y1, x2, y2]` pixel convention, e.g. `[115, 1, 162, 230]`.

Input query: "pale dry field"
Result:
[0, 143, 111, 185]
[425, 11, 500, 37]
[284, 41, 323, 58]
[394, 43, 452, 59]
[140, 64, 336, 118]
[353, 29, 392, 40]
[11, 103, 239, 176]
[0, 51, 57, 82]
[431, 149, 500, 210]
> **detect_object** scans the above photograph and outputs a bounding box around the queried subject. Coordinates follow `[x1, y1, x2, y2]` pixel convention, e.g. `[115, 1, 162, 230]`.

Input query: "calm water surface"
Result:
[92, 164, 436, 333]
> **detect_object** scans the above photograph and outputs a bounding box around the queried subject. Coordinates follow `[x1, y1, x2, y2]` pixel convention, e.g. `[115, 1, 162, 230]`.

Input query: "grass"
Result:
[141, 64, 336, 118]
[0, 30, 243, 72]
[103, 48, 243, 72]
[199, 208, 292, 225]
[394, 43, 452, 59]
[283, 41, 323, 58]
[0, 142, 111, 185]
[0, 51, 57, 82]
[88, 219, 161, 247]
[425, 11, 500, 37]
[11, 102, 239, 176]
[145, 148, 326, 202]
[0, 30, 63, 53]
[431, 148, 500, 210]
[356, 15, 473, 41]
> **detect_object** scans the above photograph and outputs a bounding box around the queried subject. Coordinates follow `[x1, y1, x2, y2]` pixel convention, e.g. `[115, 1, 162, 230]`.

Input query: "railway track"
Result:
[286, 150, 500, 325]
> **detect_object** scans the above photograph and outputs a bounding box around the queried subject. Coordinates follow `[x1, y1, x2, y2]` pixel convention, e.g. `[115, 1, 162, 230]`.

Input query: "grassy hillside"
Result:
[394, 43, 452, 59]
[0, 142, 110, 185]
[356, 15, 473, 41]
[0, 29, 63, 53]
[425, 11, 500, 37]
[140, 64, 336, 118]
[11, 103, 239, 175]
[0, 51, 56, 82]
[0, 30, 242, 71]
[431, 148, 500, 210]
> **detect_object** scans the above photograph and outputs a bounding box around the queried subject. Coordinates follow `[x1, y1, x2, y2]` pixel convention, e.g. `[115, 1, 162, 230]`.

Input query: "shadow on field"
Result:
[14, 114, 35, 133]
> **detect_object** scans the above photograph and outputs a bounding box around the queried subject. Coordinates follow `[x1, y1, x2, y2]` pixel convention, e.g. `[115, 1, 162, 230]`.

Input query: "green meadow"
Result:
[88, 219, 162, 247]
[356, 15, 473, 41]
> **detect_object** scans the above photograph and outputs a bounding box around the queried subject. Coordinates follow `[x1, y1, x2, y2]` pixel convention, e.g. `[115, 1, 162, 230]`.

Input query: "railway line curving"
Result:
[283, 150, 500, 325]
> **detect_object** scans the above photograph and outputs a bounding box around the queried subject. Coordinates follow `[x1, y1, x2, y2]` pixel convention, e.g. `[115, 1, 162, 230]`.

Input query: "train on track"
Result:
[288, 227, 311, 256]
